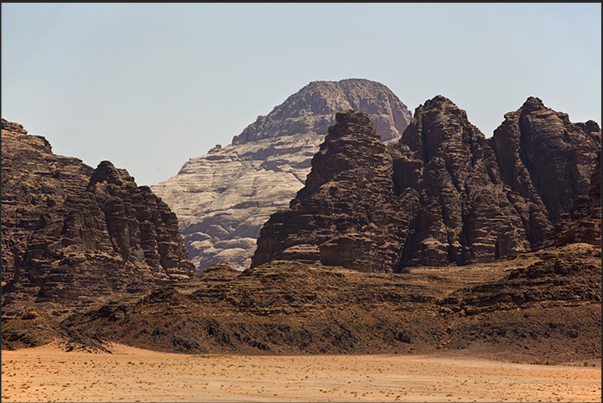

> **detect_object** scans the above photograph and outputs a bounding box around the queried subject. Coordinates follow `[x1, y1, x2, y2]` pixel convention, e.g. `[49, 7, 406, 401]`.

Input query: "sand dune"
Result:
[2, 342, 600, 402]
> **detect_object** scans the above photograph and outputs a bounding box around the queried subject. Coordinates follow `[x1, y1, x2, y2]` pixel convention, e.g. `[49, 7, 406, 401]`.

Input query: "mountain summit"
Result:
[252, 97, 600, 271]
[1, 119, 195, 318]
[151, 79, 412, 272]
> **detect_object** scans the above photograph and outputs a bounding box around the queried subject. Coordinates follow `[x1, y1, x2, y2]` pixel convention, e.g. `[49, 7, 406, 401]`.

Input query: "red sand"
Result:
[2, 342, 600, 402]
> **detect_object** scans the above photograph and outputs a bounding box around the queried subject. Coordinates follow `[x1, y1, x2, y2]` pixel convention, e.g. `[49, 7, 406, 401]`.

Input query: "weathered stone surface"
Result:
[252, 109, 418, 272]
[86, 161, 194, 281]
[392, 96, 533, 267]
[542, 150, 601, 247]
[490, 96, 601, 243]
[251, 97, 600, 272]
[151, 79, 412, 272]
[60, 244, 600, 361]
[1, 119, 194, 318]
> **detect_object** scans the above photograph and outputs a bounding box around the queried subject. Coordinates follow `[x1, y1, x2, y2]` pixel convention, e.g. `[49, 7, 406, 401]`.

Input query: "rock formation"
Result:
[490, 97, 601, 247]
[251, 109, 418, 272]
[1, 119, 195, 318]
[392, 96, 531, 267]
[151, 79, 412, 272]
[543, 150, 601, 247]
[59, 243, 601, 361]
[491, 97, 601, 225]
[252, 97, 600, 272]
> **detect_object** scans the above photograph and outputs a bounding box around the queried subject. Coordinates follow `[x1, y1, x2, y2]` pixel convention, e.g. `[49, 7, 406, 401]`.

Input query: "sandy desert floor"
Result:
[1, 342, 600, 402]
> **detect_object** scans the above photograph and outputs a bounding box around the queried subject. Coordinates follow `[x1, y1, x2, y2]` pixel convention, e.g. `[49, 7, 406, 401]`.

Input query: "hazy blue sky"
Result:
[2, 3, 601, 186]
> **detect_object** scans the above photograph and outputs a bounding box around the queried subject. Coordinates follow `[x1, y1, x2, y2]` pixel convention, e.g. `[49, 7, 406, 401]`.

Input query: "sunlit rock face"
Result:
[251, 96, 601, 272]
[1, 119, 195, 316]
[151, 79, 412, 272]
[490, 97, 601, 248]
[490, 97, 601, 230]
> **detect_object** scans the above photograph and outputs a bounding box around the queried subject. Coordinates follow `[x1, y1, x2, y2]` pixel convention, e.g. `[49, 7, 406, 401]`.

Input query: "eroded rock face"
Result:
[393, 96, 532, 267]
[1, 119, 194, 317]
[60, 244, 600, 360]
[252, 110, 418, 272]
[252, 97, 600, 272]
[491, 97, 601, 223]
[151, 79, 412, 272]
[86, 160, 194, 280]
[490, 97, 601, 244]
[543, 150, 601, 247]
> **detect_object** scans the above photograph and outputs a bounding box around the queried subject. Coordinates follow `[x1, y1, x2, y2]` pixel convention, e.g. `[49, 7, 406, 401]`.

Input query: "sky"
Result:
[2, 3, 601, 186]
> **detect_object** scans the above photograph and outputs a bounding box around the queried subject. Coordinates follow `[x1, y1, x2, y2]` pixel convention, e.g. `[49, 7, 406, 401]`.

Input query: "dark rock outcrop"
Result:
[491, 97, 601, 225]
[86, 160, 194, 281]
[151, 79, 412, 272]
[490, 97, 601, 247]
[251, 97, 600, 272]
[392, 96, 531, 267]
[1, 119, 195, 319]
[61, 243, 601, 361]
[542, 150, 601, 247]
[252, 109, 418, 272]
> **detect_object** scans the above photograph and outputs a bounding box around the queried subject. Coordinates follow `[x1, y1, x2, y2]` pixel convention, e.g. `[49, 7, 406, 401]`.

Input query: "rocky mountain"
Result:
[1, 100, 599, 363]
[252, 97, 600, 272]
[490, 97, 601, 247]
[491, 97, 601, 226]
[251, 109, 417, 272]
[150, 79, 412, 272]
[47, 243, 600, 362]
[1, 119, 195, 319]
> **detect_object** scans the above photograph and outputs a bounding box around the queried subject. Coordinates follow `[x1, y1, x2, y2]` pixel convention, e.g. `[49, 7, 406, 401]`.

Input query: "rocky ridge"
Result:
[46, 243, 601, 362]
[1, 119, 195, 319]
[251, 109, 417, 272]
[1, 97, 600, 363]
[491, 97, 601, 248]
[150, 79, 412, 272]
[252, 97, 601, 271]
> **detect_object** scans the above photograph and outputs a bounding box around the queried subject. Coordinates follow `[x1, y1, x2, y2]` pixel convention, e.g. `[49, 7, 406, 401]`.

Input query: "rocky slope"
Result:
[1, 119, 195, 320]
[150, 79, 412, 272]
[46, 243, 601, 362]
[252, 97, 600, 272]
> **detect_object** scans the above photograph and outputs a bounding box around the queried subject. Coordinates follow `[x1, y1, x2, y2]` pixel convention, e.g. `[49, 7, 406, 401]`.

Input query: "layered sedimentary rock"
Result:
[543, 151, 601, 247]
[490, 97, 601, 246]
[60, 244, 601, 360]
[151, 79, 412, 272]
[491, 97, 601, 225]
[252, 97, 600, 272]
[252, 110, 418, 272]
[1, 119, 194, 317]
[392, 96, 533, 267]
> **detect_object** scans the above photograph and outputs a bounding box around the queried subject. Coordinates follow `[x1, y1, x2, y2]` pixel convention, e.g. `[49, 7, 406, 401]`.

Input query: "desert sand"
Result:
[1, 342, 600, 402]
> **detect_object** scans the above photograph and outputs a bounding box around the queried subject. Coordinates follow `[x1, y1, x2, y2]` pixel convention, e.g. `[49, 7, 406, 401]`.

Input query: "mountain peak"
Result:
[231, 78, 411, 145]
[252, 96, 601, 272]
[87, 160, 129, 188]
[152, 79, 412, 272]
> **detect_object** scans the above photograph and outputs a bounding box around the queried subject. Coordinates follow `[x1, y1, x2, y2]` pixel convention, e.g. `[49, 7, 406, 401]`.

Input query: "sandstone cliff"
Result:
[490, 97, 601, 246]
[251, 110, 418, 272]
[393, 96, 531, 267]
[252, 97, 600, 272]
[151, 79, 412, 272]
[491, 97, 601, 225]
[1, 119, 195, 318]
